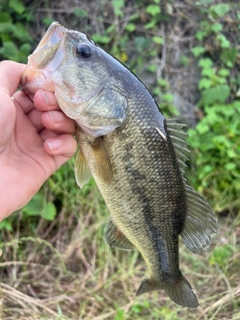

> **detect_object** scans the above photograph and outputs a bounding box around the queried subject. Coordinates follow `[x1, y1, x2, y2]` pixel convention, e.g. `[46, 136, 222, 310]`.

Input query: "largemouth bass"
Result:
[21, 22, 217, 308]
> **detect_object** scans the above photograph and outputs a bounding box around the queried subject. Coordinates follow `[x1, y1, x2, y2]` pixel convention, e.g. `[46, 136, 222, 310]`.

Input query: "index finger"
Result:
[0, 61, 26, 96]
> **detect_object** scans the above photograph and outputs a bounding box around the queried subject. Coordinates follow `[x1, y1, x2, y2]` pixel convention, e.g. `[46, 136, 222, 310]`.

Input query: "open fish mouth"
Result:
[20, 22, 66, 93]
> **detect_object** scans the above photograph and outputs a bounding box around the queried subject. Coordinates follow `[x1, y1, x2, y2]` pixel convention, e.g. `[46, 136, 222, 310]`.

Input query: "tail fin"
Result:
[136, 274, 198, 308]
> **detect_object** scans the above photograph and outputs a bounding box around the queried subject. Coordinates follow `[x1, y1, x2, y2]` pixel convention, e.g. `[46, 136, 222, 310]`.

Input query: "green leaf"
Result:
[134, 36, 151, 51]
[217, 34, 230, 48]
[91, 34, 111, 44]
[199, 78, 212, 89]
[192, 46, 205, 57]
[210, 4, 230, 17]
[9, 0, 26, 14]
[112, 0, 124, 16]
[220, 47, 237, 66]
[20, 43, 32, 56]
[218, 69, 230, 77]
[199, 58, 213, 68]
[201, 68, 215, 78]
[0, 220, 13, 232]
[210, 246, 231, 267]
[195, 30, 207, 41]
[42, 17, 54, 26]
[144, 20, 157, 29]
[201, 85, 230, 104]
[146, 5, 161, 16]
[0, 41, 19, 61]
[0, 12, 12, 32]
[152, 36, 163, 44]
[225, 163, 236, 171]
[125, 23, 135, 32]
[22, 193, 45, 216]
[11, 23, 32, 42]
[41, 202, 57, 221]
[211, 23, 222, 33]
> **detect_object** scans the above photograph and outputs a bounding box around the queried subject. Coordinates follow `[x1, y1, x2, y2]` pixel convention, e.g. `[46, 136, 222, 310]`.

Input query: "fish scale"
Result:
[77, 89, 186, 281]
[21, 22, 217, 308]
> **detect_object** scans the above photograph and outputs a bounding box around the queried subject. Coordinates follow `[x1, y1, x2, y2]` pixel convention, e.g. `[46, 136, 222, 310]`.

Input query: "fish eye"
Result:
[76, 44, 92, 59]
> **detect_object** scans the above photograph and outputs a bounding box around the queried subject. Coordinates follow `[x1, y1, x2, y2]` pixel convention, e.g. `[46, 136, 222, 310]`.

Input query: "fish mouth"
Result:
[20, 22, 66, 93]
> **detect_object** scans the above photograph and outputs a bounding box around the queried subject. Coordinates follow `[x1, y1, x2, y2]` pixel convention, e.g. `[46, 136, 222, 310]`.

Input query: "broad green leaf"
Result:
[201, 85, 230, 104]
[199, 58, 213, 68]
[20, 43, 32, 56]
[146, 5, 161, 16]
[0, 12, 12, 32]
[0, 41, 19, 61]
[211, 23, 222, 33]
[125, 23, 135, 32]
[220, 47, 237, 65]
[9, 0, 26, 14]
[199, 78, 212, 89]
[134, 36, 151, 51]
[217, 34, 230, 48]
[192, 46, 205, 57]
[22, 193, 45, 216]
[219, 69, 230, 77]
[91, 34, 111, 44]
[41, 202, 57, 221]
[112, 0, 124, 16]
[11, 22, 32, 42]
[0, 220, 13, 231]
[210, 4, 230, 17]
[152, 36, 163, 44]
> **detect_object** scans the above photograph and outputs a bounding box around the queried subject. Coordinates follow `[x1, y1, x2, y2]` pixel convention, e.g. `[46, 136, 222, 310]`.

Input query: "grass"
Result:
[0, 159, 239, 319]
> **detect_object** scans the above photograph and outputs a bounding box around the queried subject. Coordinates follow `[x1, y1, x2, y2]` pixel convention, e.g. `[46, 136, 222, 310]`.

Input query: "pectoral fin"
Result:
[105, 219, 134, 251]
[74, 149, 92, 188]
[75, 128, 113, 186]
[89, 137, 113, 184]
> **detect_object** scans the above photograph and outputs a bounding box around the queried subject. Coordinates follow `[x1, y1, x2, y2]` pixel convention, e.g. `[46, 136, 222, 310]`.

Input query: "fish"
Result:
[21, 22, 217, 308]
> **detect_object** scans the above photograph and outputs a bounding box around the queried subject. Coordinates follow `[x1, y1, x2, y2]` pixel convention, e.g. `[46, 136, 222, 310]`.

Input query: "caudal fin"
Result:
[136, 274, 198, 308]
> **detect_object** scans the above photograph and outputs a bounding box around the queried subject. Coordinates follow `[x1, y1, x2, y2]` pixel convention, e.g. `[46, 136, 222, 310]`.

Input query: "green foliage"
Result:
[0, 0, 33, 62]
[187, 3, 240, 211]
[22, 193, 57, 221]
[209, 245, 233, 268]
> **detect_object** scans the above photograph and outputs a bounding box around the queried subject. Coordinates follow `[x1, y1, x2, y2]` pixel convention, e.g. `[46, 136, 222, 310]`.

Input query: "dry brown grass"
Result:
[0, 178, 239, 319]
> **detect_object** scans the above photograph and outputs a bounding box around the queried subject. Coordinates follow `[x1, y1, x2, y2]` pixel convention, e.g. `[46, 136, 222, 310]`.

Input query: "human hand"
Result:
[0, 60, 77, 219]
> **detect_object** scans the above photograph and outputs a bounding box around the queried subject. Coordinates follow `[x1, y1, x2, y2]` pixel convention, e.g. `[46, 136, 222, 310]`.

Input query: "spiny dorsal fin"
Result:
[165, 118, 190, 173]
[181, 185, 217, 254]
[105, 219, 134, 251]
[74, 149, 92, 188]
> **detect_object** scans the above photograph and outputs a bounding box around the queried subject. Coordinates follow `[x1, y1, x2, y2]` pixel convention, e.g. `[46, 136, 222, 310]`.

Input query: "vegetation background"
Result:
[0, 0, 239, 319]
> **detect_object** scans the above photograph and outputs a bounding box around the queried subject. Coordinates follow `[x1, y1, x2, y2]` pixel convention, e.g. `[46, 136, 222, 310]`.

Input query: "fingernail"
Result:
[46, 139, 62, 151]
[41, 90, 48, 105]
[48, 111, 55, 120]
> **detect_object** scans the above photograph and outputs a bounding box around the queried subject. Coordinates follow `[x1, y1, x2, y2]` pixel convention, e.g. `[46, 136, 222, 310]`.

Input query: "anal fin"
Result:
[104, 219, 134, 251]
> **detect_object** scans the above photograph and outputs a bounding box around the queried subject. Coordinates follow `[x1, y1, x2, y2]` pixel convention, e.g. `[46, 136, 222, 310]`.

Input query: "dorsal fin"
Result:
[166, 119, 217, 253]
[165, 118, 190, 174]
